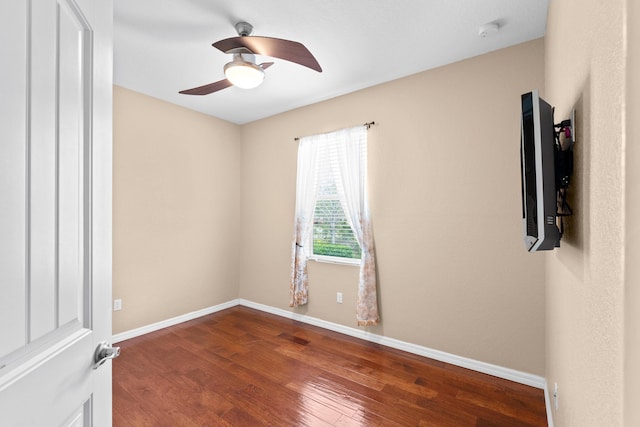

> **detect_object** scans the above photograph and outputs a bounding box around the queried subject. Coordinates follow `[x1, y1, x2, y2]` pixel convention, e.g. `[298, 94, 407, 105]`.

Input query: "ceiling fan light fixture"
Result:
[179, 22, 322, 96]
[224, 54, 265, 89]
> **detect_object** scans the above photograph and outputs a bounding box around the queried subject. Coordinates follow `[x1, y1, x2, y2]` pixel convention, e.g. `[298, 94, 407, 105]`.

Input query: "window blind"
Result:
[311, 138, 363, 260]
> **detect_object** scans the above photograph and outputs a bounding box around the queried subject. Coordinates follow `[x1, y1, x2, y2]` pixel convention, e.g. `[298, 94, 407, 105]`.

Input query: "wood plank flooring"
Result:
[113, 306, 547, 426]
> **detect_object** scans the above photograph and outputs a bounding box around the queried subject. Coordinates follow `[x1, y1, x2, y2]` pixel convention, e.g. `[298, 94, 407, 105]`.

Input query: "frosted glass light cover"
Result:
[224, 62, 264, 89]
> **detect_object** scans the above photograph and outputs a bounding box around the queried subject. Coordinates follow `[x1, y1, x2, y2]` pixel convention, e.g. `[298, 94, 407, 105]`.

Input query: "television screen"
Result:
[520, 90, 561, 252]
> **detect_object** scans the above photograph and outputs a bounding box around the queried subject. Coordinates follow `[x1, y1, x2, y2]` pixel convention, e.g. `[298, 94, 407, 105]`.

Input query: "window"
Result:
[310, 143, 361, 263]
[290, 124, 379, 325]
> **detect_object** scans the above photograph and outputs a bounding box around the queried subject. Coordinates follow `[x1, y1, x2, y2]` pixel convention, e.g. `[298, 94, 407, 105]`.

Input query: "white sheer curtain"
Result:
[290, 125, 379, 326]
[332, 126, 379, 326]
[289, 138, 321, 306]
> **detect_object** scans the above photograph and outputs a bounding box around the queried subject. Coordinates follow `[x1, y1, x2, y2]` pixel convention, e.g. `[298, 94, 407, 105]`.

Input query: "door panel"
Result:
[0, 327, 93, 425]
[0, 0, 113, 425]
[58, 0, 89, 328]
[30, 0, 62, 341]
[0, 1, 28, 358]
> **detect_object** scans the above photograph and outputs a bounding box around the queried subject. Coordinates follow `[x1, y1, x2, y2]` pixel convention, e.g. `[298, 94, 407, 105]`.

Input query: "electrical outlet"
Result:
[553, 382, 558, 411]
[113, 299, 122, 311]
[336, 292, 343, 304]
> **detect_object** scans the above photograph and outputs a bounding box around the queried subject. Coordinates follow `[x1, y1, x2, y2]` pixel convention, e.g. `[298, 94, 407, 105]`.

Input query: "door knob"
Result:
[93, 341, 120, 369]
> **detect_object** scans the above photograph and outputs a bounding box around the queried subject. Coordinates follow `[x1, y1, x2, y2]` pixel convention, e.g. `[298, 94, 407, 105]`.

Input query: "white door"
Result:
[0, 0, 113, 425]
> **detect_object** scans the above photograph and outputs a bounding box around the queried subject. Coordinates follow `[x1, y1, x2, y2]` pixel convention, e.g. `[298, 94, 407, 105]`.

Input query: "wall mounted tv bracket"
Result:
[554, 109, 575, 236]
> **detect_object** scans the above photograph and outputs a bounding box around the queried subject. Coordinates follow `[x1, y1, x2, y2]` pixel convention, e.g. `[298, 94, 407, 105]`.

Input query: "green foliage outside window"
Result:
[312, 241, 361, 259]
[313, 199, 361, 259]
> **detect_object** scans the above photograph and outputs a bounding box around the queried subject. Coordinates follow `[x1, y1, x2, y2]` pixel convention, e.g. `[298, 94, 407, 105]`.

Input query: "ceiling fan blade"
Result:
[260, 62, 274, 70]
[213, 36, 322, 72]
[179, 79, 232, 95]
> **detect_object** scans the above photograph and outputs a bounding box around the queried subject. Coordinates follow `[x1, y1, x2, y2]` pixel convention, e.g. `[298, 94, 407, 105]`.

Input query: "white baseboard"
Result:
[112, 298, 547, 393]
[111, 299, 241, 343]
[544, 380, 555, 427]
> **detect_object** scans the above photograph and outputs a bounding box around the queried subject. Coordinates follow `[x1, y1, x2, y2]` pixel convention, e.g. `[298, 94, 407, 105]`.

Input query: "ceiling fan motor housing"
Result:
[235, 21, 254, 37]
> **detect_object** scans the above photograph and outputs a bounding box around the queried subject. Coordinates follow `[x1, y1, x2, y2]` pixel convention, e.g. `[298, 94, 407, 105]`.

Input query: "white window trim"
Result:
[308, 253, 361, 266]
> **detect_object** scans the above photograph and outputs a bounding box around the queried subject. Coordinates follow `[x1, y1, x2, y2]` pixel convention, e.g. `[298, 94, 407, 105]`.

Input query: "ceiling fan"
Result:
[179, 21, 322, 96]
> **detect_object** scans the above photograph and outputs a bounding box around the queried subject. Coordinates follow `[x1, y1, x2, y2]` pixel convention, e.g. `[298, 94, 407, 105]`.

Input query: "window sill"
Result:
[308, 256, 361, 266]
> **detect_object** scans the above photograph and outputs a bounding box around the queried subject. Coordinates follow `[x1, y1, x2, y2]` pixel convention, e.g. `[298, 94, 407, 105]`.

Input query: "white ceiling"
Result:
[114, 0, 549, 125]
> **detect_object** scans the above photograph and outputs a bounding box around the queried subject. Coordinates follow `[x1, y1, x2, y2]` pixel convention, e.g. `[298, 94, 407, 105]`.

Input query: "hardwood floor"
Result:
[113, 306, 547, 426]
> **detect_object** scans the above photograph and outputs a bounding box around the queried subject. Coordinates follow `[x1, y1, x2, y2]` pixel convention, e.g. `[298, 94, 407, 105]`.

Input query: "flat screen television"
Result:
[520, 90, 561, 252]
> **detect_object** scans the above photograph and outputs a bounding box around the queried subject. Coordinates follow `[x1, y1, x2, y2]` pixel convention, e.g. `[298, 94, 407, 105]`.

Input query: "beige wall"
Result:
[112, 86, 242, 334]
[239, 39, 547, 375]
[545, 0, 630, 425]
[626, 1, 640, 425]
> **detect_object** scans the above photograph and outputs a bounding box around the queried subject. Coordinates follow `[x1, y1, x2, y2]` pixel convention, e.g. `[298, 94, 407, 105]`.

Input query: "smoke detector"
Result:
[479, 22, 500, 38]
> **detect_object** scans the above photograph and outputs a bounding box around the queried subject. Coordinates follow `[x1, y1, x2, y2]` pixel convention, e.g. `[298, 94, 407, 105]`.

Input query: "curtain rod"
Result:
[293, 121, 375, 141]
